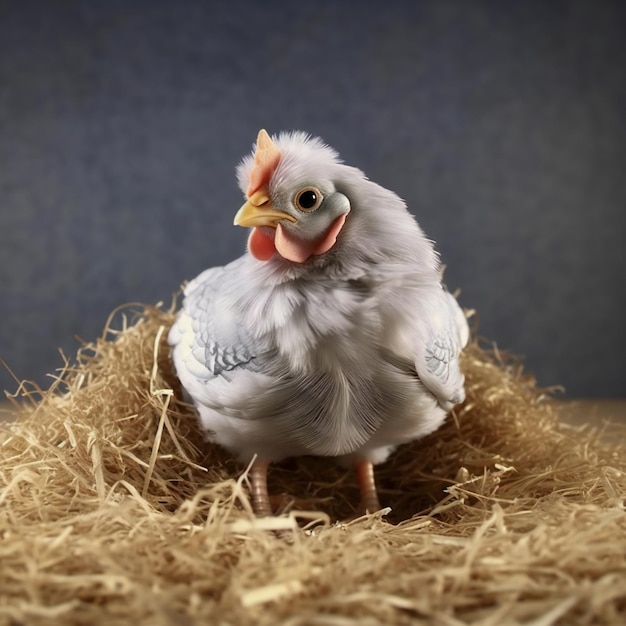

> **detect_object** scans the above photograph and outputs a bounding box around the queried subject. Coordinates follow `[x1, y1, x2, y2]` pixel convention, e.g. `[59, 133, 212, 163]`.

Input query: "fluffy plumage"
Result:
[169, 130, 469, 515]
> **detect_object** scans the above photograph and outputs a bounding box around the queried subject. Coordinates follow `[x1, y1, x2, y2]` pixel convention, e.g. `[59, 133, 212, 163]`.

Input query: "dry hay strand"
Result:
[1, 303, 625, 626]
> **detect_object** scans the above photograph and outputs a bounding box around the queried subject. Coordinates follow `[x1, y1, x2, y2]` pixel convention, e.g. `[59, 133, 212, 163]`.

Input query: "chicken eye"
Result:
[294, 187, 322, 212]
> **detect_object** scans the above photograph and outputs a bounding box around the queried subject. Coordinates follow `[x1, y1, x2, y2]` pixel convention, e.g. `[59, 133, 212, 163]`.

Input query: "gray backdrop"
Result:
[1, 0, 625, 398]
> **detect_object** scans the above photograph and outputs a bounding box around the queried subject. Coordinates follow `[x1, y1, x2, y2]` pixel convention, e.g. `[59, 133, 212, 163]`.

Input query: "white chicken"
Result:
[169, 129, 469, 516]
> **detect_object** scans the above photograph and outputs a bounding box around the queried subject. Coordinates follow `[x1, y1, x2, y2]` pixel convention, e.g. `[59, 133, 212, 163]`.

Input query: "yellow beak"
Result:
[233, 193, 296, 228]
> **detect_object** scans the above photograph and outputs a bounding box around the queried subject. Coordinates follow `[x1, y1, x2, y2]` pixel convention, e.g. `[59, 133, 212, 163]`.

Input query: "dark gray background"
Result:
[1, 0, 625, 398]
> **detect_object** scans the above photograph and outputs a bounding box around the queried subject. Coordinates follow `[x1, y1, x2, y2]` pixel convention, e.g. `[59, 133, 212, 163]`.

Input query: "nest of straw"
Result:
[1, 304, 624, 625]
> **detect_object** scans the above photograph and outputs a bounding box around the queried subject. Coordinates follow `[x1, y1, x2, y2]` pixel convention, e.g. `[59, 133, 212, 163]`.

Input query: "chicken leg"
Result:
[356, 458, 381, 515]
[249, 458, 273, 517]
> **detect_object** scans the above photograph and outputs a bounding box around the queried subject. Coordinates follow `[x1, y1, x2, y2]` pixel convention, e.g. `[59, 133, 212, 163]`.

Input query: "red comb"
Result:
[246, 129, 281, 198]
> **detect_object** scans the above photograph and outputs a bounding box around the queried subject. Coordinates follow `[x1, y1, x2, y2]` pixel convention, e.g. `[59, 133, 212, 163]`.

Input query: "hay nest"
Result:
[1, 304, 624, 626]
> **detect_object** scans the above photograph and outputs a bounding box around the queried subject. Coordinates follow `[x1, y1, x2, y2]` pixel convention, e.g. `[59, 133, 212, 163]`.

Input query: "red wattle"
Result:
[248, 214, 348, 264]
[313, 213, 347, 256]
[248, 228, 276, 261]
[275, 224, 315, 263]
